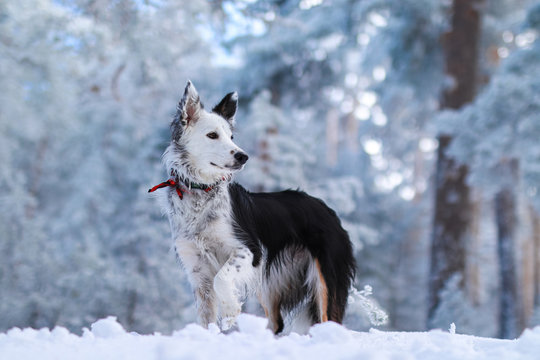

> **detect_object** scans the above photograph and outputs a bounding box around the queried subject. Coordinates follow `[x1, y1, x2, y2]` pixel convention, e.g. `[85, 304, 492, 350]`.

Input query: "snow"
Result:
[2, 315, 540, 360]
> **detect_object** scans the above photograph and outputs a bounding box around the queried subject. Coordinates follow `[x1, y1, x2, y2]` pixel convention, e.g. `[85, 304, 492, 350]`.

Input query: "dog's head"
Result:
[164, 81, 248, 184]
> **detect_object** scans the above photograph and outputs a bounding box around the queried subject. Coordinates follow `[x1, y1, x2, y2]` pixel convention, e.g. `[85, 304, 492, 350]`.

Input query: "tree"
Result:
[437, 2, 540, 337]
[494, 159, 519, 338]
[428, 0, 482, 329]
[0, 0, 222, 333]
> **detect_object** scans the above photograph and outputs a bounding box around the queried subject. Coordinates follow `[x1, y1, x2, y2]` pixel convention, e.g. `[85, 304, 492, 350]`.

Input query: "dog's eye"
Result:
[231, 135, 234, 140]
[206, 132, 219, 139]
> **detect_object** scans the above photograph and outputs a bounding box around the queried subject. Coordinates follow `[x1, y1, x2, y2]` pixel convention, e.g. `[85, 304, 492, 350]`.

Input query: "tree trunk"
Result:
[520, 201, 535, 331]
[522, 205, 540, 328]
[428, 0, 482, 327]
[495, 159, 520, 339]
[533, 208, 540, 310]
[466, 191, 483, 306]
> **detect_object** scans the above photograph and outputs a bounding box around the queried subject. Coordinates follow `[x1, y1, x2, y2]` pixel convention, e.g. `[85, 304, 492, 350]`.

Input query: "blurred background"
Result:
[1, 0, 540, 339]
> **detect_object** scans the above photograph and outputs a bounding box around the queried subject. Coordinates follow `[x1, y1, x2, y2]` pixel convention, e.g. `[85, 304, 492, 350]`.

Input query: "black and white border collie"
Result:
[151, 81, 356, 334]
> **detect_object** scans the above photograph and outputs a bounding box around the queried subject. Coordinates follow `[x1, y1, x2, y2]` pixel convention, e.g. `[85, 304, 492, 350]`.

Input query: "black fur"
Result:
[212, 92, 237, 124]
[228, 183, 356, 328]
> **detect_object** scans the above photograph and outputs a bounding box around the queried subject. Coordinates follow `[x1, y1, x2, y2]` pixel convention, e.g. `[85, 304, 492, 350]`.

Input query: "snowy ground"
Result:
[1, 314, 540, 360]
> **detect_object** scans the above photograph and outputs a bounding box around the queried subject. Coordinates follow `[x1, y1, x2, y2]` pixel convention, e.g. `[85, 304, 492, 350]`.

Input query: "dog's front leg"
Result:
[177, 242, 219, 328]
[213, 247, 254, 331]
[192, 271, 218, 328]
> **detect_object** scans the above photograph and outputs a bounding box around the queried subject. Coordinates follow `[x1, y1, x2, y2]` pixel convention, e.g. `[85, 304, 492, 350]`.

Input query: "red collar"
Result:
[148, 177, 213, 200]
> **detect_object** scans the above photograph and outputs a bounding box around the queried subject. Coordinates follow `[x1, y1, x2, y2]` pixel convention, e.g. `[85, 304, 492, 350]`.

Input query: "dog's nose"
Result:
[234, 152, 249, 165]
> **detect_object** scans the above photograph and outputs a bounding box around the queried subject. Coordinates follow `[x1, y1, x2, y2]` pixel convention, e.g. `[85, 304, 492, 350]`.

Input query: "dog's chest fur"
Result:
[165, 184, 243, 273]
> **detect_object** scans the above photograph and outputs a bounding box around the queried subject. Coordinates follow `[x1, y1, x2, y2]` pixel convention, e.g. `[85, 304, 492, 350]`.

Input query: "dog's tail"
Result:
[302, 198, 356, 324]
[312, 229, 356, 323]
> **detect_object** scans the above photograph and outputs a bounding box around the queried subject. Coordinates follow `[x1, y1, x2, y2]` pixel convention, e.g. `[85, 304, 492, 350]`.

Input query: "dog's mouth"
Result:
[211, 162, 244, 171]
[210, 162, 225, 170]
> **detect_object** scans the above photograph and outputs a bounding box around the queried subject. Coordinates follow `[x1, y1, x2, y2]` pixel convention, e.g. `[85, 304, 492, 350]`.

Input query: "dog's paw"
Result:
[220, 316, 239, 333]
[218, 302, 241, 331]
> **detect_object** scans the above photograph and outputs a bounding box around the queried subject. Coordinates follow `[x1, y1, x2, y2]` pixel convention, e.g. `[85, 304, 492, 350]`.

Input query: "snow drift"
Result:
[1, 314, 540, 360]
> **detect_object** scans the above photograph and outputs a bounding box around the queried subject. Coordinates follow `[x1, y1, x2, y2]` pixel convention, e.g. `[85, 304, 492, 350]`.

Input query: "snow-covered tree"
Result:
[428, 0, 482, 331]
[0, 0, 222, 333]
[436, 2, 540, 338]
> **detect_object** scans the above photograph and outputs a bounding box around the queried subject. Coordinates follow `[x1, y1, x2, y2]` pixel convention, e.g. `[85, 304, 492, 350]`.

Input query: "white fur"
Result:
[159, 85, 255, 330]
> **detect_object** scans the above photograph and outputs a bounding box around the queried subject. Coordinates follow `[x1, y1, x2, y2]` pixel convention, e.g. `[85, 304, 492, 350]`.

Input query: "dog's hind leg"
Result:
[266, 297, 284, 334]
[213, 246, 254, 330]
[257, 290, 284, 334]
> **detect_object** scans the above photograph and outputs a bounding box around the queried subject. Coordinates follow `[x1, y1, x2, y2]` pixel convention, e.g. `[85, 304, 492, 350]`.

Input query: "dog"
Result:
[150, 81, 356, 334]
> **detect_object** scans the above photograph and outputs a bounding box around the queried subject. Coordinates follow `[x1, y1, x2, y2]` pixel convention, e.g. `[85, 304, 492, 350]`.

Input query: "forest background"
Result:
[2, 0, 540, 339]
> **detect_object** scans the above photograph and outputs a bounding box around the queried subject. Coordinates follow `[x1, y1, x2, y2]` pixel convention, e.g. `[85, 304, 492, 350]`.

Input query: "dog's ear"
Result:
[212, 91, 238, 126]
[175, 80, 202, 127]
